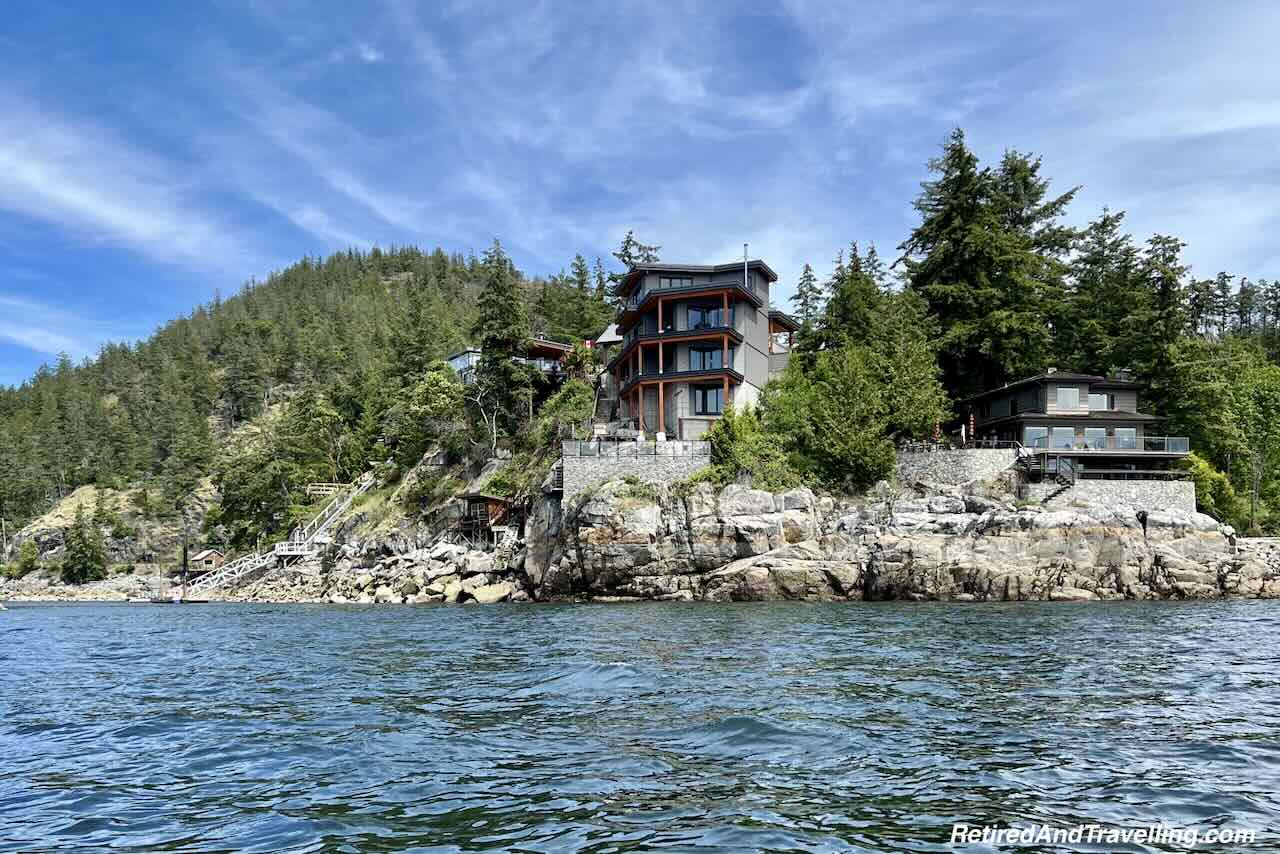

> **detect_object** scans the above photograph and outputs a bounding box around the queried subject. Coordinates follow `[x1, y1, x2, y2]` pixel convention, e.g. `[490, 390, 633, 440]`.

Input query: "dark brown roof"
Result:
[769, 309, 800, 331]
[960, 371, 1141, 404]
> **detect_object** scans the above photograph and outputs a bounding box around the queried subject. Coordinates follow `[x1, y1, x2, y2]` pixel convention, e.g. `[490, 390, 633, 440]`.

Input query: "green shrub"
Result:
[701, 406, 802, 492]
[4, 541, 41, 579]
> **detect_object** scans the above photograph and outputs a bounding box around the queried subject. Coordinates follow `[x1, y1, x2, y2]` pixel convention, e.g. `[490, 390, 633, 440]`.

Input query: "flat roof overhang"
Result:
[618, 282, 764, 325]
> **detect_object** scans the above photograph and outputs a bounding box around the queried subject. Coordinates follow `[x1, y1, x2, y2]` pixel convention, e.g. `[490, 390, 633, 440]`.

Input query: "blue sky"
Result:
[3, 1, 1279, 386]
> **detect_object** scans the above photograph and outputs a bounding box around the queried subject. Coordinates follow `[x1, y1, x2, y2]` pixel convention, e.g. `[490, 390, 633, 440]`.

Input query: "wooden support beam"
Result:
[723, 375, 729, 412]
[658, 382, 665, 435]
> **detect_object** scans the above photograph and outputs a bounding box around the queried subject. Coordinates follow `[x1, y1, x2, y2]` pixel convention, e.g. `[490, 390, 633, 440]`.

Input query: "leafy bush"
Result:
[1177, 453, 1247, 527]
[13, 540, 40, 578]
[700, 406, 801, 492]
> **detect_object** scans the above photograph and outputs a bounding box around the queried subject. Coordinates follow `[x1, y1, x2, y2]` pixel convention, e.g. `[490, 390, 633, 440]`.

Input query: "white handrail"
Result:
[191, 474, 374, 593]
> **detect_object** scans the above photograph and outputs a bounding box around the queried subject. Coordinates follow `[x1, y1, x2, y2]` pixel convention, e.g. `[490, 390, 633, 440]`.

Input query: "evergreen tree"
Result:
[608, 231, 661, 302]
[790, 263, 823, 330]
[570, 254, 591, 291]
[471, 240, 532, 445]
[1055, 209, 1141, 374]
[61, 504, 106, 585]
[899, 129, 1076, 396]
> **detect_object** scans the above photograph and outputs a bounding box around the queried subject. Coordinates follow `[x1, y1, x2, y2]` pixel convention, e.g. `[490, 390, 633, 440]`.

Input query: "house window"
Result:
[1052, 427, 1076, 449]
[1088, 393, 1113, 411]
[689, 346, 723, 371]
[659, 276, 693, 290]
[1057, 386, 1080, 409]
[1115, 428, 1137, 449]
[1023, 426, 1048, 449]
[687, 304, 731, 330]
[1084, 428, 1107, 449]
[693, 384, 723, 415]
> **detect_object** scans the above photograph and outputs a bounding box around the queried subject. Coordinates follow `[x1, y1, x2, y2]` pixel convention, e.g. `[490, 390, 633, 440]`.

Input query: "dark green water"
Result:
[2, 601, 1277, 853]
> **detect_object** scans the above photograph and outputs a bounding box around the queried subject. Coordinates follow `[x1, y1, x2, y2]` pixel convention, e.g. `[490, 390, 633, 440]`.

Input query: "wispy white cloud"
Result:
[0, 295, 138, 363]
[0, 97, 258, 271]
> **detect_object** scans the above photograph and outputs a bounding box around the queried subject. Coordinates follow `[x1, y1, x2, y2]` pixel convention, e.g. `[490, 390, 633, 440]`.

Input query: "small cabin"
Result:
[191, 549, 225, 571]
[455, 492, 521, 550]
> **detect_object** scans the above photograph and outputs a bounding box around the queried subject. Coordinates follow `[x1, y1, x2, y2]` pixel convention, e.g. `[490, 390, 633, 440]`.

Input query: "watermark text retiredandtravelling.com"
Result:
[950, 823, 1257, 848]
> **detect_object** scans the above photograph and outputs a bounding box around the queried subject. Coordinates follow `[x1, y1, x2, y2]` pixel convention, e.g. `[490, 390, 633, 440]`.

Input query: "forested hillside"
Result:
[0, 244, 614, 545]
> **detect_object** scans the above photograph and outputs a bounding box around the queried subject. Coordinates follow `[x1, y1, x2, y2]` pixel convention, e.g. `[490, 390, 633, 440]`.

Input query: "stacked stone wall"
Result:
[1045, 480, 1197, 514]
[894, 448, 1018, 485]
[562, 454, 709, 502]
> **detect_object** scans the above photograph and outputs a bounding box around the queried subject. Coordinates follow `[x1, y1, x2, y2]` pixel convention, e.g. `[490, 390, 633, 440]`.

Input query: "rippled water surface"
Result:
[3, 601, 1279, 852]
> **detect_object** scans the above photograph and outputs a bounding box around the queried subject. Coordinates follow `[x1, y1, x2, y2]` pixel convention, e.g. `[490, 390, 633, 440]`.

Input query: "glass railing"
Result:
[1024, 435, 1189, 452]
[621, 319, 737, 347]
[562, 439, 711, 457]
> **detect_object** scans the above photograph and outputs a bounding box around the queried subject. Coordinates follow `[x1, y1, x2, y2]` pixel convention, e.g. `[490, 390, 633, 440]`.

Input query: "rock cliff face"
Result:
[531, 479, 1280, 602]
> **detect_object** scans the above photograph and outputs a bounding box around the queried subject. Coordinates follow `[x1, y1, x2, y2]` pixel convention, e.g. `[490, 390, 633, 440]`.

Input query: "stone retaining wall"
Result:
[562, 454, 709, 502]
[1045, 479, 1197, 513]
[894, 448, 1019, 485]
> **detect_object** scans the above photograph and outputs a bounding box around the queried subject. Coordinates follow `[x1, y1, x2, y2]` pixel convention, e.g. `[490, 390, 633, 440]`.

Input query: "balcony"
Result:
[1025, 435, 1190, 453]
[610, 323, 742, 368]
[618, 366, 743, 395]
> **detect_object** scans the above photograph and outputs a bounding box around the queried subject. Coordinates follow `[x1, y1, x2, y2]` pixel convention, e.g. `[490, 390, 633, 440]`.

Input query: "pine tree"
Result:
[790, 263, 823, 329]
[608, 231, 661, 302]
[820, 243, 881, 348]
[61, 504, 106, 585]
[899, 129, 1076, 396]
[570, 254, 591, 291]
[1056, 209, 1140, 374]
[471, 240, 531, 446]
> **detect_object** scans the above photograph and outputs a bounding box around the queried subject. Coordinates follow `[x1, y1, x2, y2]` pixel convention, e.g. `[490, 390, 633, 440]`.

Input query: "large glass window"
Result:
[689, 346, 723, 371]
[1088, 392, 1113, 411]
[1052, 427, 1076, 449]
[1057, 386, 1080, 409]
[1115, 428, 1137, 449]
[687, 305, 731, 330]
[693, 385, 723, 415]
[1023, 426, 1048, 449]
[659, 276, 693, 290]
[1084, 428, 1107, 449]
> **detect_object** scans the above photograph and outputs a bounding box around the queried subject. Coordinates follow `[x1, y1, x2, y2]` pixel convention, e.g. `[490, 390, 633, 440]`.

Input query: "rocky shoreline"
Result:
[7, 477, 1280, 604]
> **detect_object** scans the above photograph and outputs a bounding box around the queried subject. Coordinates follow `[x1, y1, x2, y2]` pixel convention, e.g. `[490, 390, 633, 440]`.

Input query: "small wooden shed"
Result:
[191, 549, 225, 571]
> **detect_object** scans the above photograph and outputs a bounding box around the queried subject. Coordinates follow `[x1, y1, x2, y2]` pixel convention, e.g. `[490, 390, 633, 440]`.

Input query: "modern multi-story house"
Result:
[958, 369, 1190, 481]
[447, 338, 573, 385]
[605, 259, 798, 439]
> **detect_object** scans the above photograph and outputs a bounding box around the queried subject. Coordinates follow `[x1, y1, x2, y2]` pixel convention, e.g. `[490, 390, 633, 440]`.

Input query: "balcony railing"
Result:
[1026, 435, 1190, 453]
[621, 321, 738, 348]
[623, 277, 760, 311]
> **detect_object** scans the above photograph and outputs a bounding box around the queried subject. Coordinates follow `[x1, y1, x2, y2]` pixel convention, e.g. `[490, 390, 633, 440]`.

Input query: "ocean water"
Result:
[1, 601, 1278, 853]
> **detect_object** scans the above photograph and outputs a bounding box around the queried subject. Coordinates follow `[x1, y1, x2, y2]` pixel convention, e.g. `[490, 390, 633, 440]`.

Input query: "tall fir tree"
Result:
[471, 240, 532, 444]
[899, 129, 1076, 397]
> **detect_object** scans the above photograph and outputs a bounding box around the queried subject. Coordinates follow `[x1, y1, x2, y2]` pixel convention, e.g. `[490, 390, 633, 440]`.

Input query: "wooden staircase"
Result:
[189, 474, 375, 594]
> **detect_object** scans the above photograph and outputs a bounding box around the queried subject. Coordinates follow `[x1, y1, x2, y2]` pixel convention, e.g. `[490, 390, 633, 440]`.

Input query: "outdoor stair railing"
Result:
[189, 473, 375, 593]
